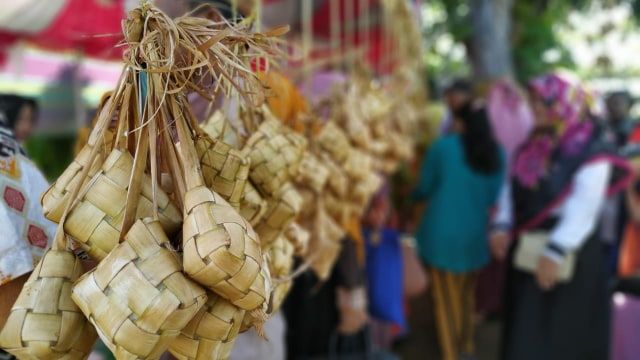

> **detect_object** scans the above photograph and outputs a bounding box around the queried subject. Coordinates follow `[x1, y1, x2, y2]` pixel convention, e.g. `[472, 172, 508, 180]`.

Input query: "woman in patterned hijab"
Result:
[491, 73, 632, 360]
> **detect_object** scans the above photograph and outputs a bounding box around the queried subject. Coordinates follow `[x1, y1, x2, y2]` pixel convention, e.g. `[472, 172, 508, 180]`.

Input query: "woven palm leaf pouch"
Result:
[241, 116, 307, 197]
[174, 99, 269, 312]
[254, 182, 303, 249]
[44, 83, 181, 261]
[239, 181, 268, 227]
[169, 294, 245, 360]
[0, 250, 98, 359]
[0, 98, 113, 358]
[41, 93, 117, 223]
[187, 105, 250, 211]
[72, 218, 207, 359]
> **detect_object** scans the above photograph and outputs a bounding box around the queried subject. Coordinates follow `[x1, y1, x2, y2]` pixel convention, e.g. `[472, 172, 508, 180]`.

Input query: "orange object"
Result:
[619, 223, 640, 277]
[258, 71, 308, 132]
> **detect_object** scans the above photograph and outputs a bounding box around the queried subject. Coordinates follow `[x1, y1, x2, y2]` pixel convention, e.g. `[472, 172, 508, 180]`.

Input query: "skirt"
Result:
[502, 233, 609, 360]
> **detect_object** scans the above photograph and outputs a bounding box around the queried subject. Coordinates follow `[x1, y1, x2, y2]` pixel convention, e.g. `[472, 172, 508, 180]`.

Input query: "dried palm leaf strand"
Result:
[123, 4, 284, 109]
[41, 88, 123, 223]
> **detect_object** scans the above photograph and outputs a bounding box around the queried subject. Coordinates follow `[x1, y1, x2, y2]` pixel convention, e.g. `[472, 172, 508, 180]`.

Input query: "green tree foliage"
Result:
[511, 1, 575, 81]
[429, 0, 636, 81]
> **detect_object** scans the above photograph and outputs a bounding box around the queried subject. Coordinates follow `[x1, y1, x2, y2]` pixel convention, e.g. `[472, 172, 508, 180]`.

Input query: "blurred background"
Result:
[2, 1, 639, 180]
[1, 1, 640, 360]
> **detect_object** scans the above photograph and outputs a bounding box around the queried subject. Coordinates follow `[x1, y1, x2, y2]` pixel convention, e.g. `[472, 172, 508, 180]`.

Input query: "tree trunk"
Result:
[469, 0, 514, 81]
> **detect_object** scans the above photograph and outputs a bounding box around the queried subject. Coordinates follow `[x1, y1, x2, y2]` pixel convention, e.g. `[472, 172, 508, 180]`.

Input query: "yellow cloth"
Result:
[343, 214, 365, 265]
[429, 268, 477, 359]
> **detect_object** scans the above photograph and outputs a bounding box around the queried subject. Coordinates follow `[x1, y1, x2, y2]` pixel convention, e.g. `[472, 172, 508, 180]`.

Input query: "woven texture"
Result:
[321, 154, 348, 198]
[267, 237, 294, 313]
[268, 236, 294, 280]
[42, 142, 111, 223]
[316, 122, 351, 164]
[195, 134, 250, 210]
[200, 111, 237, 147]
[388, 131, 414, 162]
[0, 250, 97, 359]
[285, 222, 309, 257]
[295, 153, 329, 194]
[60, 149, 181, 260]
[72, 218, 207, 359]
[343, 149, 373, 181]
[350, 172, 384, 214]
[344, 115, 372, 150]
[254, 183, 303, 248]
[182, 186, 268, 311]
[169, 294, 244, 360]
[270, 281, 292, 315]
[307, 205, 345, 280]
[239, 182, 268, 227]
[242, 120, 306, 196]
[324, 193, 351, 226]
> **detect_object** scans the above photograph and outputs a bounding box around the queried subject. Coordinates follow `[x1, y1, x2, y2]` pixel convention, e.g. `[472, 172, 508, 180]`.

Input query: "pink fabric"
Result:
[301, 71, 347, 105]
[487, 80, 533, 158]
[528, 73, 590, 128]
[512, 73, 594, 188]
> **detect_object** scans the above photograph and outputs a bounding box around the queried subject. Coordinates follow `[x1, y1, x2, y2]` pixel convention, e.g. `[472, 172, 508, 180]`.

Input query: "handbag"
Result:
[400, 234, 428, 298]
[328, 326, 372, 360]
[514, 232, 576, 282]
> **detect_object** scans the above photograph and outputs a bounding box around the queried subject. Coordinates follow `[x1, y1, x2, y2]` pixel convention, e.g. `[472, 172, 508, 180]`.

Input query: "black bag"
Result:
[328, 327, 373, 360]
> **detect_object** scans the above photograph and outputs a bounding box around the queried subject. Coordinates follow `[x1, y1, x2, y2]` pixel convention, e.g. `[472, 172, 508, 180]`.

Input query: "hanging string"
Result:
[255, 0, 262, 32]
[345, 0, 355, 71]
[330, 0, 341, 70]
[256, 0, 268, 71]
[302, 0, 313, 89]
[231, 0, 237, 23]
[382, 0, 392, 73]
[360, 0, 370, 67]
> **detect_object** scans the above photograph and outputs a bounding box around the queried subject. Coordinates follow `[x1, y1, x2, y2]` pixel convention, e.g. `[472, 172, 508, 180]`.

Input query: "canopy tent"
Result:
[0, 0, 422, 134]
[0, 0, 128, 64]
[0, 0, 129, 134]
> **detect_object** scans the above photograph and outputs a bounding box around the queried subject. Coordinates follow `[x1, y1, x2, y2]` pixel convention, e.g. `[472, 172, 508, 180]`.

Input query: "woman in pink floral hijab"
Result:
[491, 73, 632, 360]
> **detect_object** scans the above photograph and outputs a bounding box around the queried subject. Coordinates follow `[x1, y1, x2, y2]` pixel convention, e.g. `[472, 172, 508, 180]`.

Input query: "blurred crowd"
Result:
[0, 1, 638, 360]
[402, 73, 640, 360]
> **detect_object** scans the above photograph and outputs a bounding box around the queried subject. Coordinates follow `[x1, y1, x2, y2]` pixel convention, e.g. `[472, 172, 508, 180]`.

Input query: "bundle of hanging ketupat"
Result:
[0, 2, 425, 359]
[0, 3, 294, 359]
